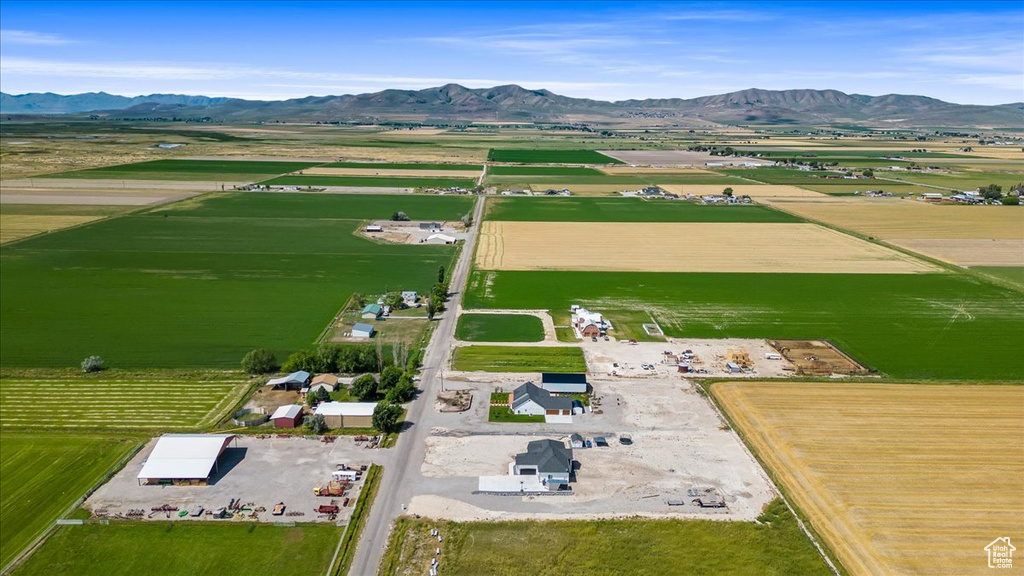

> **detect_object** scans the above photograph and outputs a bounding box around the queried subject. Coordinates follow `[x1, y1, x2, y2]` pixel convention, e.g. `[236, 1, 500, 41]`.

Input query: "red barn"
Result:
[271, 404, 304, 428]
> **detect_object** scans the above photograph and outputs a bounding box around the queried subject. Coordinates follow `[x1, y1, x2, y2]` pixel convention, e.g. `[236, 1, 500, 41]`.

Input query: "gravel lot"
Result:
[85, 436, 391, 524]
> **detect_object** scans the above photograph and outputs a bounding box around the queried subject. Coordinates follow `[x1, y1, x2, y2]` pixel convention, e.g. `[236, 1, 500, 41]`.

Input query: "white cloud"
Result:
[0, 29, 79, 45]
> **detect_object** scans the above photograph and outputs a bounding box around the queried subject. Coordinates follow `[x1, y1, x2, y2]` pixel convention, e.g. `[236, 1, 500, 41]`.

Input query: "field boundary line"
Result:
[316, 293, 356, 345]
[0, 438, 145, 576]
[701, 381, 845, 576]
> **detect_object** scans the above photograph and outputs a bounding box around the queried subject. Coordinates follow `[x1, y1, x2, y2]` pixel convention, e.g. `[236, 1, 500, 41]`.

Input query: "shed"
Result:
[352, 323, 375, 339]
[427, 233, 457, 244]
[541, 373, 589, 394]
[137, 434, 237, 486]
[365, 225, 383, 232]
[271, 404, 304, 428]
[569, 433, 585, 449]
[726, 362, 742, 373]
[361, 304, 383, 319]
[418, 222, 442, 230]
[266, 371, 311, 390]
[314, 402, 376, 428]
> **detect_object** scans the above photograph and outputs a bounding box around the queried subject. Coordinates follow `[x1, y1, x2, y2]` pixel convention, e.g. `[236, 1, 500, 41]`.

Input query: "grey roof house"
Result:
[511, 382, 573, 422]
[513, 439, 573, 489]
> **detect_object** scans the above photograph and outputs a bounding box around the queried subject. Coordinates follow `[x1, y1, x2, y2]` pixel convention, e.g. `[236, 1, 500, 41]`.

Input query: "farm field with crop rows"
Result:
[487, 149, 624, 164]
[452, 345, 585, 372]
[0, 433, 141, 568]
[42, 159, 325, 180]
[483, 196, 800, 222]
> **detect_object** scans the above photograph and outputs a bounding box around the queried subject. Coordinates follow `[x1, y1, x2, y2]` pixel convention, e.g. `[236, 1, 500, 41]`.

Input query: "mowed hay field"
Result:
[712, 382, 1024, 576]
[452, 345, 586, 372]
[0, 193, 470, 367]
[476, 221, 939, 273]
[455, 313, 545, 342]
[765, 198, 1024, 266]
[484, 196, 801, 223]
[0, 433, 141, 568]
[0, 214, 105, 243]
[0, 378, 249, 429]
[13, 523, 342, 576]
[301, 167, 482, 178]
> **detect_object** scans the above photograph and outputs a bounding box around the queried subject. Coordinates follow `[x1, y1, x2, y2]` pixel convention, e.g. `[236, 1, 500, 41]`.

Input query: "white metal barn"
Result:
[137, 434, 237, 486]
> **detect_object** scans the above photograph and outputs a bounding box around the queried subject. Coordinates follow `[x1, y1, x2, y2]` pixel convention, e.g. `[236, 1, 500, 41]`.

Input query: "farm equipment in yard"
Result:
[272, 502, 286, 516]
[314, 480, 347, 497]
[317, 504, 340, 514]
[687, 486, 726, 508]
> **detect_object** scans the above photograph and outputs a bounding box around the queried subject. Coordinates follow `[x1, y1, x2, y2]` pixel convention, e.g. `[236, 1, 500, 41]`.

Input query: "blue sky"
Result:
[1, 1, 1021, 104]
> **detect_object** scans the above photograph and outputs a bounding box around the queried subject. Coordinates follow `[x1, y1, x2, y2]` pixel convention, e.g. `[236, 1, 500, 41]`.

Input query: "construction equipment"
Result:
[314, 480, 347, 497]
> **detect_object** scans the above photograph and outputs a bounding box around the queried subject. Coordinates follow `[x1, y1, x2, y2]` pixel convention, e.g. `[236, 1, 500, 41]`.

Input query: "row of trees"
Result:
[241, 344, 382, 375]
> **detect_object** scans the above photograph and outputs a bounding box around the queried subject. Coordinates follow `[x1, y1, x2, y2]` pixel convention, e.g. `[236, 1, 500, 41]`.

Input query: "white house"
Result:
[401, 291, 418, 306]
[569, 305, 611, 338]
[511, 382, 573, 423]
[513, 439, 573, 490]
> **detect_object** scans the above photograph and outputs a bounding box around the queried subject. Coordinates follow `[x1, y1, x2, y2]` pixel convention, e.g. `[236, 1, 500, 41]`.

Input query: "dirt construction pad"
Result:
[475, 221, 939, 273]
[713, 381, 1024, 576]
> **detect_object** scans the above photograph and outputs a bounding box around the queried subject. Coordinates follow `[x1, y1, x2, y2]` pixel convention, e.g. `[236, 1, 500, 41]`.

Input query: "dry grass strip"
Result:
[475, 221, 938, 273]
[713, 381, 1024, 576]
[0, 214, 104, 243]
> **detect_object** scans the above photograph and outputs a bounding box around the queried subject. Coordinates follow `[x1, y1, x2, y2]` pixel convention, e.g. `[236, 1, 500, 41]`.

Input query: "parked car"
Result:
[619, 434, 633, 445]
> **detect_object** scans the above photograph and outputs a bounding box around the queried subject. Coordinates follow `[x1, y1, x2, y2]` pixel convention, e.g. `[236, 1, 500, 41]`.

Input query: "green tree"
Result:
[282, 349, 316, 373]
[381, 291, 404, 308]
[722, 187, 734, 197]
[307, 387, 331, 407]
[437, 265, 445, 283]
[391, 211, 410, 221]
[305, 414, 327, 435]
[385, 374, 416, 404]
[372, 402, 403, 433]
[378, 366, 403, 393]
[351, 374, 378, 401]
[979, 184, 1003, 200]
[241, 349, 278, 374]
[862, 169, 874, 178]
[81, 355, 105, 373]
[1003, 195, 1019, 205]
[314, 343, 341, 372]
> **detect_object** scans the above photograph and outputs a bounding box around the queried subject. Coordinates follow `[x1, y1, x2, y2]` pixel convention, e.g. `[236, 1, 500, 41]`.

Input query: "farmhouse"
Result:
[418, 222, 442, 231]
[361, 304, 383, 319]
[401, 290, 418, 306]
[271, 404, 304, 428]
[351, 322, 375, 339]
[511, 382, 573, 423]
[137, 434, 237, 486]
[513, 439, 574, 490]
[309, 374, 339, 394]
[266, 371, 311, 390]
[541, 372, 589, 394]
[570, 305, 611, 337]
[314, 402, 376, 428]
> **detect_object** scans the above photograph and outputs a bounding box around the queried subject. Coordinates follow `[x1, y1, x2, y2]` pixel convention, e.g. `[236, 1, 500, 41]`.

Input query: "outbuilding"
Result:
[309, 374, 339, 393]
[361, 304, 383, 319]
[314, 402, 376, 428]
[137, 434, 237, 486]
[351, 323, 375, 339]
[266, 371, 311, 390]
[271, 404, 304, 428]
[569, 433, 585, 449]
[426, 233, 457, 244]
[541, 373, 589, 394]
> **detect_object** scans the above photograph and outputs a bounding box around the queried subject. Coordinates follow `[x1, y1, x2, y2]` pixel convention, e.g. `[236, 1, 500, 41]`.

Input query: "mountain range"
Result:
[3, 85, 1021, 127]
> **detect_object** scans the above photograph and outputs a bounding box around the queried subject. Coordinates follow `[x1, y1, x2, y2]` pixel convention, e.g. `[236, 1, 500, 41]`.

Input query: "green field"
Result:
[0, 377, 248, 429]
[261, 175, 477, 188]
[973, 267, 1024, 290]
[452, 346, 586, 372]
[12, 522, 342, 576]
[0, 433, 141, 568]
[0, 193, 467, 368]
[484, 197, 801, 222]
[487, 165, 605, 176]
[380, 501, 830, 576]
[465, 271, 1024, 380]
[455, 313, 545, 342]
[488, 149, 624, 164]
[882, 170, 1024, 191]
[488, 405, 546, 423]
[42, 159, 324, 180]
[322, 162, 482, 170]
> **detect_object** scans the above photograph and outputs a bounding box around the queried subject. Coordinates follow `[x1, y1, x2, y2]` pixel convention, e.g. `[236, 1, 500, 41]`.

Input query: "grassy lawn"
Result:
[455, 313, 544, 342]
[1, 193, 464, 368]
[379, 501, 831, 576]
[488, 149, 624, 164]
[0, 433, 142, 568]
[261, 175, 478, 188]
[602, 309, 664, 342]
[452, 346, 586, 372]
[483, 196, 800, 222]
[554, 326, 578, 342]
[465, 270, 1024, 380]
[0, 376, 249, 430]
[13, 522, 342, 576]
[42, 159, 324, 180]
[488, 405, 545, 423]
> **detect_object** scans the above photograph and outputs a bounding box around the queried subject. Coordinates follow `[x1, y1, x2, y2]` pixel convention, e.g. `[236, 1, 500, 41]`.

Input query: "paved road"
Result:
[347, 194, 485, 576]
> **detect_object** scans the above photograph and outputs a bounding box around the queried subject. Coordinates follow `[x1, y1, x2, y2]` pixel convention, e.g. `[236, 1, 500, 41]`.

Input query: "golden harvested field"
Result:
[528, 183, 627, 195]
[713, 381, 1024, 576]
[765, 198, 1024, 239]
[890, 239, 1024, 266]
[302, 167, 481, 177]
[0, 214, 104, 243]
[657, 184, 827, 198]
[475, 221, 939, 273]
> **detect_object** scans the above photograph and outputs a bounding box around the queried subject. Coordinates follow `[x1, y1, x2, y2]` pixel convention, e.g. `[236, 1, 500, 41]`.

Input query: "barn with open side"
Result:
[137, 434, 237, 486]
